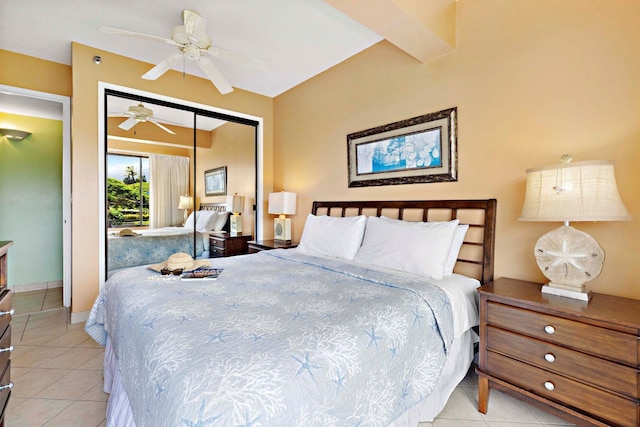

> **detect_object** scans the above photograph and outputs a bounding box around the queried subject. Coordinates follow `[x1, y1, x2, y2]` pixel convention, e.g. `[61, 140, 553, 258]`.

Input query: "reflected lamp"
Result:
[226, 193, 245, 236]
[268, 192, 296, 243]
[178, 195, 193, 225]
[519, 155, 630, 301]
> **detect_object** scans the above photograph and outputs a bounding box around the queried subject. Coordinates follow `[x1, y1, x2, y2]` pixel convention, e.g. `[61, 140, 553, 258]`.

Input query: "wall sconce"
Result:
[519, 155, 630, 301]
[178, 195, 194, 225]
[0, 129, 31, 141]
[226, 193, 245, 236]
[268, 191, 297, 243]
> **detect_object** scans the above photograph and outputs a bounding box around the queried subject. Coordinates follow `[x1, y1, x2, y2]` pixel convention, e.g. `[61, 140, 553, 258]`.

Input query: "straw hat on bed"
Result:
[148, 252, 211, 273]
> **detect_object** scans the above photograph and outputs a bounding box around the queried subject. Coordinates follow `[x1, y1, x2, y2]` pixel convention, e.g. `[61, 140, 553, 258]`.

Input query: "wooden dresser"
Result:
[477, 277, 640, 427]
[0, 241, 14, 427]
[209, 232, 251, 258]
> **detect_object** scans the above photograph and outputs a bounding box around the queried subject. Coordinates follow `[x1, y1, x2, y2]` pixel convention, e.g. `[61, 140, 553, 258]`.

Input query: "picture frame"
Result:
[204, 166, 227, 196]
[347, 107, 457, 187]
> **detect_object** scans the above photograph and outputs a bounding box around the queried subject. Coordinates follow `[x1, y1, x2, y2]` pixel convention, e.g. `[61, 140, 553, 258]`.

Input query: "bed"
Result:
[107, 203, 230, 271]
[87, 199, 497, 426]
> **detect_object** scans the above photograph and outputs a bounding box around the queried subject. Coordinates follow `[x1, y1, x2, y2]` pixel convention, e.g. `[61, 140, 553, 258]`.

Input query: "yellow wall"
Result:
[274, 0, 640, 299]
[70, 43, 274, 313]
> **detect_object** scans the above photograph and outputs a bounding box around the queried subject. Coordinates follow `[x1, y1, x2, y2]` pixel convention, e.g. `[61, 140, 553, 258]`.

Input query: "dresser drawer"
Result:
[487, 301, 638, 366]
[0, 291, 11, 338]
[487, 351, 639, 427]
[0, 360, 10, 424]
[0, 325, 11, 376]
[487, 325, 639, 398]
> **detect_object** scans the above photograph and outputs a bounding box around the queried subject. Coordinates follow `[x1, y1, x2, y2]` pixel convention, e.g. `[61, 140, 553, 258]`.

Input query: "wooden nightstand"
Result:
[209, 233, 251, 258]
[247, 240, 298, 254]
[476, 277, 640, 427]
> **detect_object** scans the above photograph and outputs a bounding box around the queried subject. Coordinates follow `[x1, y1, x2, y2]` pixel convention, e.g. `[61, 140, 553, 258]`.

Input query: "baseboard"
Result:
[11, 281, 63, 293]
[70, 310, 90, 324]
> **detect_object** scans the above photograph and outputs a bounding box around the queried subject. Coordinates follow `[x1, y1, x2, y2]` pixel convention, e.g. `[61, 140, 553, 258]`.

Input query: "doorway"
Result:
[0, 84, 72, 307]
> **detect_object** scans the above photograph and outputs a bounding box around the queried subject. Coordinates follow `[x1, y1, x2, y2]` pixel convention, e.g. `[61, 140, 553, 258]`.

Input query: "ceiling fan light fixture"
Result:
[98, 8, 267, 95]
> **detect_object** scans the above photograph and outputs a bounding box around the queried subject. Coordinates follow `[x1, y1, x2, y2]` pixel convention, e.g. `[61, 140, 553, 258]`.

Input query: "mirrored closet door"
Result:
[104, 88, 258, 274]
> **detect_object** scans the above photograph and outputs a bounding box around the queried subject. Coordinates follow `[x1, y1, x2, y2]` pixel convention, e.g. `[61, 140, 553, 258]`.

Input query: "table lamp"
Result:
[268, 192, 296, 243]
[226, 193, 245, 236]
[178, 195, 193, 225]
[519, 155, 630, 301]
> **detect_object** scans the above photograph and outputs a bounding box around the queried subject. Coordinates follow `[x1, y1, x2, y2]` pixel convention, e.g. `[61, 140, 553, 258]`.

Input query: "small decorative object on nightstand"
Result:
[476, 277, 640, 427]
[209, 232, 251, 257]
[519, 155, 630, 301]
[248, 240, 298, 254]
[268, 191, 296, 243]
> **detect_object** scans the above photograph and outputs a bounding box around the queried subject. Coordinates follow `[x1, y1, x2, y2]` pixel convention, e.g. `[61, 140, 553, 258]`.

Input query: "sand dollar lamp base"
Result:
[534, 225, 604, 301]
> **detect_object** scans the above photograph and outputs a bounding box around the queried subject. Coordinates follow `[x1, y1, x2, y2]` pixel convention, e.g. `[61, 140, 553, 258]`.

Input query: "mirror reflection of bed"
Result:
[105, 89, 257, 274]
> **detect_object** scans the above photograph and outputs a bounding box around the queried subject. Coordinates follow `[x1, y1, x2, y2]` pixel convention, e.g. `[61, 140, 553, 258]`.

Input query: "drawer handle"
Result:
[0, 309, 14, 317]
[544, 325, 555, 335]
[0, 382, 13, 391]
[544, 353, 555, 363]
[0, 345, 13, 354]
[544, 381, 555, 391]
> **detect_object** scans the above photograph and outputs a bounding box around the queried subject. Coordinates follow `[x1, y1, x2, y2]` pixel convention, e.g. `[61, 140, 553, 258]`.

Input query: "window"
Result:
[107, 153, 149, 228]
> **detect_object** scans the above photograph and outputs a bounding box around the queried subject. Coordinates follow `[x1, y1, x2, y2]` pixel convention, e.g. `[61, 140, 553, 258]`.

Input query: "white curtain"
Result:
[149, 154, 190, 228]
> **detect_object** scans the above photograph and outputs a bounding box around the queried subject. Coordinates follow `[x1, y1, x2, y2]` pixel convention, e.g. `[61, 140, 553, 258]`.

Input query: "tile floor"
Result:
[6, 288, 575, 427]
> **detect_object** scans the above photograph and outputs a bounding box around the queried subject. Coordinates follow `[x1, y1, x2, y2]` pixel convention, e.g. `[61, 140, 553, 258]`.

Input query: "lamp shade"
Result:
[226, 194, 245, 213]
[268, 192, 297, 215]
[519, 160, 630, 222]
[178, 195, 193, 210]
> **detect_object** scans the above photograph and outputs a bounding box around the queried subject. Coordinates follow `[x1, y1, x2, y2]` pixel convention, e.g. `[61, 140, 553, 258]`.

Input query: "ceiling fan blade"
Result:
[206, 46, 267, 71]
[119, 117, 138, 131]
[148, 118, 176, 135]
[198, 57, 233, 94]
[98, 26, 178, 46]
[182, 10, 208, 45]
[108, 113, 130, 118]
[142, 52, 183, 81]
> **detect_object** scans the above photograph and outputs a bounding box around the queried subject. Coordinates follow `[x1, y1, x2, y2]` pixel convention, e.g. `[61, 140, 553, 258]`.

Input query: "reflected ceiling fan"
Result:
[109, 103, 176, 135]
[99, 9, 266, 94]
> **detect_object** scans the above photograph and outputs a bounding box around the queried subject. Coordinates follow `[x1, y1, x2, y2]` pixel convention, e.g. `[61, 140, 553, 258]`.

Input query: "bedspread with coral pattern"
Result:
[107, 228, 207, 271]
[86, 249, 454, 427]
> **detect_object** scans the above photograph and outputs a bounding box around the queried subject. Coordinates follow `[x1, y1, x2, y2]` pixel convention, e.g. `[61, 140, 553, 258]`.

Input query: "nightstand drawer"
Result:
[487, 351, 639, 427]
[487, 325, 638, 398]
[487, 301, 638, 366]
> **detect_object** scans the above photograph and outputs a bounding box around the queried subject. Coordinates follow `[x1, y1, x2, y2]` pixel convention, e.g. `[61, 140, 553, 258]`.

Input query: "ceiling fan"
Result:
[99, 9, 266, 94]
[109, 103, 176, 135]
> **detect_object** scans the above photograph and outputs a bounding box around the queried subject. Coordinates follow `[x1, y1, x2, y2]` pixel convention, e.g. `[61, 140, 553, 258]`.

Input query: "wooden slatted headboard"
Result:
[311, 199, 497, 284]
[199, 202, 227, 212]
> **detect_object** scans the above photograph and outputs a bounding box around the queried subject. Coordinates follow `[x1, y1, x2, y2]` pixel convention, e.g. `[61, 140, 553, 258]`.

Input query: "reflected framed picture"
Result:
[204, 166, 227, 196]
[347, 107, 457, 187]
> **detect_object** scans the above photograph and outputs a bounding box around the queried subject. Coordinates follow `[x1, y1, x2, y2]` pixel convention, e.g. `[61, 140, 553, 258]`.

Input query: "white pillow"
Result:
[184, 211, 198, 229]
[296, 214, 367, 260]
[444, 224, 469, 276]
[195, 211, 218, 232]
[377, 216, 468, 276]
[354, 216, 458, 280]
[212, 211, 230, 231]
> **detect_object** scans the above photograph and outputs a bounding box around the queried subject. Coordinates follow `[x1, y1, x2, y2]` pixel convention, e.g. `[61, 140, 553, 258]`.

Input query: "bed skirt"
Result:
[102, 330, 475, 427]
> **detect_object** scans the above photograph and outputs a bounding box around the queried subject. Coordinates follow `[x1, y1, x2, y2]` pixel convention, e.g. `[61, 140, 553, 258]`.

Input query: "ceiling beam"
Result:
[325, 0, 456, 63]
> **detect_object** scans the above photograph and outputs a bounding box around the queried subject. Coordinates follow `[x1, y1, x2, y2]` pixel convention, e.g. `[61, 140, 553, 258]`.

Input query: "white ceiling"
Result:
[0, 0, 383, 98]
